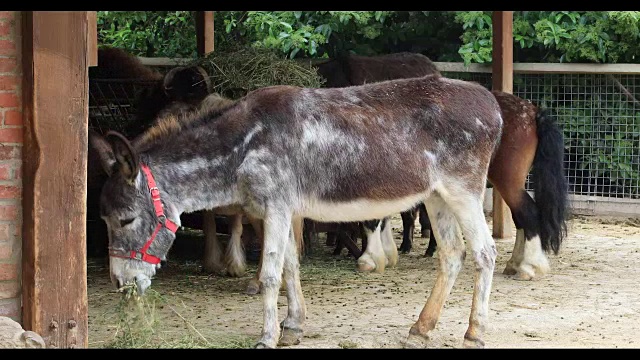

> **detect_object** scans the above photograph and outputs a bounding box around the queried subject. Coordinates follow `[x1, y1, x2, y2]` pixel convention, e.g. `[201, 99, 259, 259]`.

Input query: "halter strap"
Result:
[109, 163, 178, 265]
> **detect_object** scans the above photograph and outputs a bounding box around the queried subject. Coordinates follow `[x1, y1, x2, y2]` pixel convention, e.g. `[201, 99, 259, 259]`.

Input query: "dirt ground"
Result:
[87, 214, 640, 349]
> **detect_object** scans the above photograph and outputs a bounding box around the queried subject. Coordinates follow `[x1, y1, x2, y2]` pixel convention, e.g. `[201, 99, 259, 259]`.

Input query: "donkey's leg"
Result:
[445, 192, 497, 348]
[357, 220, 387, 273]
[418, 203, 431, 239]
[202, 210, 224, 273]
[406, 194, 465, 348]
[278, 224, 307, 346]
[225, 213, 246, 277]
[399, 207, 417, 253]
[381, 217, 398, 267]
[246, 217, 264, 295]
[256, 211, 292, 349]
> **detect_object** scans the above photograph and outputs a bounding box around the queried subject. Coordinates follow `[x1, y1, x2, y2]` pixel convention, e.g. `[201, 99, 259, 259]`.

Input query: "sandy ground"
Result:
[87, 214, 640, 349]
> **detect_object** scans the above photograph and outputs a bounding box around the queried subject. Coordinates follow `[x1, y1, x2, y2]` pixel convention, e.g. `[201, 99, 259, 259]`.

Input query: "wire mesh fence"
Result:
[88, 79, 159, 136]
[442, 70, 640, 200]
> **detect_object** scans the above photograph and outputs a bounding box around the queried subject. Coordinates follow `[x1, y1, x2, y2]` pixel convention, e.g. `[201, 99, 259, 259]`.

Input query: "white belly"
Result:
[301, 192, 432, 222]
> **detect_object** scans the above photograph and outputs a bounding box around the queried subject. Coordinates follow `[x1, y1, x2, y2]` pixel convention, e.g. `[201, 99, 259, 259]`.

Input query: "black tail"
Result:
[532, 109, 569, 254]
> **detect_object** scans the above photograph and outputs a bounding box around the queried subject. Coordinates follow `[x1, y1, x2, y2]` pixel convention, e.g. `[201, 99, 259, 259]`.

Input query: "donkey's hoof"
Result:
[278, 327, 303, 346]
[202, 263, 225, 275]
[463, 336, 485, 349]
[226, 266, 246, 278]
[403, 333, 429, 349]
[254, 341, 275, 349]
[502, 263, 518, 276]
[245, 280, 261, 295]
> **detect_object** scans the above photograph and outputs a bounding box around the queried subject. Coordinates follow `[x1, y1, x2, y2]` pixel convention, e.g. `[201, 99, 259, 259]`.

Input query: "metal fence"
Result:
[437, 63, 640, 213]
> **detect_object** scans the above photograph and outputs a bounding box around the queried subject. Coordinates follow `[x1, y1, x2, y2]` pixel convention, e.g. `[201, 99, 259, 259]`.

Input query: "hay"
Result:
[187, 46, 325, 100]
[100, 282, 253, 349]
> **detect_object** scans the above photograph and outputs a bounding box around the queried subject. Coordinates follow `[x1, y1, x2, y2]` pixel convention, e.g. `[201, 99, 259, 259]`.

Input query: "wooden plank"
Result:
[87, 12, 97, 67]
[21, 11, 89, 348]
[434, 62, 640, 74]
[138, 56, 191, 67]
[195, 11, 214, 56]
[491, 11, 514, 239]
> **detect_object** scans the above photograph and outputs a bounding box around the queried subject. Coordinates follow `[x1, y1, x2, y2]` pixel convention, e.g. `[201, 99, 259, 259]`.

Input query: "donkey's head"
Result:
[89, 130, 180, 294]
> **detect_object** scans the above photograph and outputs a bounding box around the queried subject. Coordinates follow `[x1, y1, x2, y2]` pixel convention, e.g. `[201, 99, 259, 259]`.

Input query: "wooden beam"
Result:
[491, 11, 514, 239]
[21, 11, 89, 348]
[87, 12, 97, 67]
[434, 61, 640, 74]
[195, 11, 214, 56]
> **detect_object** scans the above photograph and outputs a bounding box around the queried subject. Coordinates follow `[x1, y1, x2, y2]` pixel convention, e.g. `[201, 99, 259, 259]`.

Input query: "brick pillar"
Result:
[0, 11, 23, 322]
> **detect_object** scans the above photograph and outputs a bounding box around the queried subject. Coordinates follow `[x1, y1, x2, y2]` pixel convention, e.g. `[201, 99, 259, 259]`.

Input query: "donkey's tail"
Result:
[532, 109, 569, 254]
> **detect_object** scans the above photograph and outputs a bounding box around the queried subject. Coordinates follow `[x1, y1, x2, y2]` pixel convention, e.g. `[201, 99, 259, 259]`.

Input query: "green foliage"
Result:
[455, 11, 640, 66]
[97, 11, 197, 57]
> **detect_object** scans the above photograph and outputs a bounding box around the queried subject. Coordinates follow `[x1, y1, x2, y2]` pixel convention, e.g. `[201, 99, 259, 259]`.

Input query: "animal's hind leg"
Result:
[418, 203, 431, 239]
[357, 220, 387, 273]
[278, 224, 307, 346]
[406, 194, 465, 348]
[225, 214, 246, 277]
[399, 208, 417, 253]
[503, 191, 550, 280]
[246, 217, 264, 295]
[444, 190, 497, 348]
[381, 217, 398, 267]
[202, 210, 224, 273]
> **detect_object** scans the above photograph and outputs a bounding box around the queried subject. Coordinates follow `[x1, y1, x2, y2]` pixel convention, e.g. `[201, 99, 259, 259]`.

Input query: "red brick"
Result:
[0, 185, 20, 199]
[0, 128, 22, 143]
[4, 110, 21, 125]
[0, 58, 16, 73]
[0, 146, 20, 160]
[14, 163, 20, 179]
[0, 92, 19, 107]
[0, 263, 17, 281]
[0, 75, 18, 91]
[0, 204, 17, 221]
[0, 224, 10, 244]
[0, 40, 16, 56]
[0, 22, 11, 37]
[0, 12, 14, 20]
[0, 297, 20, 320]
[0, 281, 19, 298]
[0, 163, 11, 180]
[0, 242, 12, 259]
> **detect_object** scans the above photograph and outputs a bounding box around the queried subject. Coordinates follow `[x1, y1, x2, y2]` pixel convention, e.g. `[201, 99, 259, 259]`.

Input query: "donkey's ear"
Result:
[88, 129, 117, 177]
[106, 131, 139, 182]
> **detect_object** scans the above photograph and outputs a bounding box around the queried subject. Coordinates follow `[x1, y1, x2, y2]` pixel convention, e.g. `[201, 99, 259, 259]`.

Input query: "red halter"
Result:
[108, 163, 179, 265]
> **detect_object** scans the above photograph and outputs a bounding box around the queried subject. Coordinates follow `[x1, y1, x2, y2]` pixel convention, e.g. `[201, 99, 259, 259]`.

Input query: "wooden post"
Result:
[87, 11, 98, 67]
[21, 11, 89, 348]
[491, 11, 515, 238]
[195, 11, 214, 56]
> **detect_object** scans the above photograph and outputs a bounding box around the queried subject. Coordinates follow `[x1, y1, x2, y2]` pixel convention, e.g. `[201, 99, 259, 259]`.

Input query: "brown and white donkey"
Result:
[90, 74, 503, 348]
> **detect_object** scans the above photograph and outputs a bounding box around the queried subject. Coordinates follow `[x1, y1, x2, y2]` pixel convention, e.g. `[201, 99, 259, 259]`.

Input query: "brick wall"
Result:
[0, 11, 22, 322]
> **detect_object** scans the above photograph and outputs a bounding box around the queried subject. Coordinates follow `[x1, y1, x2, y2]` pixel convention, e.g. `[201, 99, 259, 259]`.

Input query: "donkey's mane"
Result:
[133, 94, 238, 152]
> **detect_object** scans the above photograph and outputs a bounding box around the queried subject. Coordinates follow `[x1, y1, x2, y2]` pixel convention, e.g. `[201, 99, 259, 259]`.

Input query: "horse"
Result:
[90, 73, 504, 348]
[316, 52, 568, 280]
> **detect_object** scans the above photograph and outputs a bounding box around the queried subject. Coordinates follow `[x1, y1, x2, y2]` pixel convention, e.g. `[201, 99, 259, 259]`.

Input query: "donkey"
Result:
[90, 74, 503, 348]
[134, 92, 304, 294]
[316, 52, 568, 280]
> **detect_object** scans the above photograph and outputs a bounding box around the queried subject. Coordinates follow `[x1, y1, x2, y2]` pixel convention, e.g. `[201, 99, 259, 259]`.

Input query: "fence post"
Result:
[491, 11, 515, 238]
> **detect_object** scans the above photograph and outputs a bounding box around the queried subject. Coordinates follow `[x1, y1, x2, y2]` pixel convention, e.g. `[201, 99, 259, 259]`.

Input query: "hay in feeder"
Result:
[187, 46, 325, 100]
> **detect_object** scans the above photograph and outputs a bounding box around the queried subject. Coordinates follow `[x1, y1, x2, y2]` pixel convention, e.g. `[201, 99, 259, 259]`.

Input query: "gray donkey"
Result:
[90, 73, 503, 348]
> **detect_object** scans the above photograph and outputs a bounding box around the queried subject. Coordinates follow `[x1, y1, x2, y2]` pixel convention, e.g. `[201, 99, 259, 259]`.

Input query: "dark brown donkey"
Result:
[316, 52, 568, 281]
[90, 74, 503, 348]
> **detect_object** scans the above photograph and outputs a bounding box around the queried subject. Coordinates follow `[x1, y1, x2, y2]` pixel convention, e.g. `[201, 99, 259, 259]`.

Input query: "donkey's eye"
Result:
[119, 218, 135, 227]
